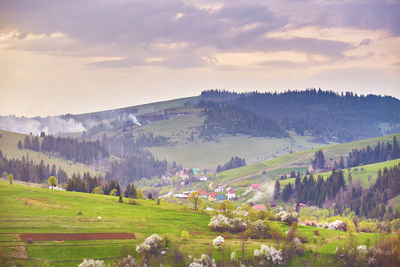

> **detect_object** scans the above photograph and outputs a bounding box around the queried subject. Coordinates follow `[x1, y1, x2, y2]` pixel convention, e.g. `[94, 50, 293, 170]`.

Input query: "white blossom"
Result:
[254, 244, 284, 265]
[188, 254, 217, 267]
[357, 245, 368, 255]
[78, 259, 105, 267]
[230, 251, 236, 261]
[213, 236, 224, 249]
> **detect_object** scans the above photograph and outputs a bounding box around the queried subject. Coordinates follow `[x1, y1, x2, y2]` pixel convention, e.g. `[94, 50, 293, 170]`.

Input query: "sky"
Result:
[0, 0, 399, 116]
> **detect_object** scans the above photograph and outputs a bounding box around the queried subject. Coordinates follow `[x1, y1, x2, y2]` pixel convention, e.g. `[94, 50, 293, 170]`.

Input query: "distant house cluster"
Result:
[48, 186, 66, 191]
[174, 183, 237, 201]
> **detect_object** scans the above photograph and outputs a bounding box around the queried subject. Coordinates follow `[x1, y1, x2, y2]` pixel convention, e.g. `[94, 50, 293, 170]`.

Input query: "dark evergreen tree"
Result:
[273, 180, 281, 200]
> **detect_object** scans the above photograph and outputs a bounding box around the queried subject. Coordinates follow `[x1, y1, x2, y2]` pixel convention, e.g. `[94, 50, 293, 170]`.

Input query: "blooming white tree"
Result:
[213, 236, 224, 249]
[118, 255, 137, 267]
[254, 244, 284, 265]
[78, 259, 105, 267]
[188, 254, 217, 267]
[136, 234, 164, 264]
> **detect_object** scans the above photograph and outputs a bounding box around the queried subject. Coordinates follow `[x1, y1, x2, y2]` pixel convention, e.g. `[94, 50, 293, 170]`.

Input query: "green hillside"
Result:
[0, 130, 101, 177]
[207, 133, 400, 199]
[0, 181, 381, 266]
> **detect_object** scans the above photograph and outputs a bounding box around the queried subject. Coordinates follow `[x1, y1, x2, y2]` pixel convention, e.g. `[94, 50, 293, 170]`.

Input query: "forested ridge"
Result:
[20, 134, 109, 165]
[200, 89, 400, 142]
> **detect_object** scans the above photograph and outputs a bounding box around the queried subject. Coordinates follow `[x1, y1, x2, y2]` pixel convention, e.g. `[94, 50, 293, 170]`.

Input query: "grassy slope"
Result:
[0, 130, 99, 177]
[0, 181, 377, 267]
[210, 133, 400, 196]
[280, 158, 400, 188]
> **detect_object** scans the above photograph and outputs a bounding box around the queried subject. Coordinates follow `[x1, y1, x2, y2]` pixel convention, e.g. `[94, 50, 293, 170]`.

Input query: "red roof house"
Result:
[250, 184, 261, 191]
[254, 204, 266, 211]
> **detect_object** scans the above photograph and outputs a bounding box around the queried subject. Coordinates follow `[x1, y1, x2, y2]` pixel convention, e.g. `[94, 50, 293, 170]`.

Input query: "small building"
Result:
[49, 186, 65, 191]
[216, 194, 226, 201]
[208, 193, 219, 201]
[173, 193, 188, 199]
[199, 176, 208, 182]
[227, 190, 236, 200]
[192, 168, 201, 175]
[250, 184, 261, 191]
[254, 204, 266, 211]
[215, 184, 224, 192]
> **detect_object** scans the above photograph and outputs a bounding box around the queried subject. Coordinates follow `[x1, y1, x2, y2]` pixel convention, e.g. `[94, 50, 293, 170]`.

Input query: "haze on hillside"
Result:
[0, 0, 399, 116]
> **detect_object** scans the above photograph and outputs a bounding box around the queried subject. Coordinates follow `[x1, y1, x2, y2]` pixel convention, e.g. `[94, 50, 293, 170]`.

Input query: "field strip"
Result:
[6, 256, 124, 262]
[20, 233, 135, 241]
[0, 242, 136, 247]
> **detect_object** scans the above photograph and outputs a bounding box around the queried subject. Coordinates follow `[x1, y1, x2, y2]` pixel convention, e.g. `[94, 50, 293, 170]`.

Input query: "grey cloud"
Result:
[0, 0, 397, 69]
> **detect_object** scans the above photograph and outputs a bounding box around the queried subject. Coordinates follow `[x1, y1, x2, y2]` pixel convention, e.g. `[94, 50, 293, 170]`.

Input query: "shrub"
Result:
[391, 218, 400, 232]
[181, 230, 190, 241]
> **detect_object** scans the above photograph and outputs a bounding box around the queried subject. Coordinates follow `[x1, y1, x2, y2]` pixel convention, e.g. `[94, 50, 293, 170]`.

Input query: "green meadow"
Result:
[0, 181, 382, 266]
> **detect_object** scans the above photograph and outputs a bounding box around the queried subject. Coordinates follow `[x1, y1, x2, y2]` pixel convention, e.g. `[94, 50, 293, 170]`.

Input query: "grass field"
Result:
[0, 130, 100, 177]
[213, 133, 400, 187]
[0, 181, 380, 266]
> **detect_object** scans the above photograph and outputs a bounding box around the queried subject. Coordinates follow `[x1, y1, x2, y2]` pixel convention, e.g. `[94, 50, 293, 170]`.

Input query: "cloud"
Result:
[3, 0, 395, 69]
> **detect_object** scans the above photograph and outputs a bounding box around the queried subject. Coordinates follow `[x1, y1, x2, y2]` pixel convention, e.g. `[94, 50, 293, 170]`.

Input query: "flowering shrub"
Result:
[78, 259, 105, 267]
[209, 214, 232, 232]
[118, 255, 137, 267]
[188, 254, 217, 267]
[136, 234, 165, 263]
[213, 236, 224, 249]
[318, 220, 347, 231]
[254, 244, 284, 265]
[209, 214, 247, 233]
[275, 211, 298, 225]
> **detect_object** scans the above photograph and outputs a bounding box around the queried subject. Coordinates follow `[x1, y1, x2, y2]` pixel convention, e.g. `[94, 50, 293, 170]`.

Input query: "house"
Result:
[250, 184, 261, 191]
[268, 201, 276, 208]
[208, 193, 219, 201]
[216, 194, 226, 201]
[254, 204, 266, 211]
[173, 193, 188, 199]
[199, 176, 208, 182]
[49, 186, 65, 191]
[227, 190, 236, 200]
[198, 190, 208, 199]
[215, 184, 224, 192]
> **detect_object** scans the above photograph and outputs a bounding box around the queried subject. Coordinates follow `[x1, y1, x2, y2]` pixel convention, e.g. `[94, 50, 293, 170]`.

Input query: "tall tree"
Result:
[273, 180, 281, 200]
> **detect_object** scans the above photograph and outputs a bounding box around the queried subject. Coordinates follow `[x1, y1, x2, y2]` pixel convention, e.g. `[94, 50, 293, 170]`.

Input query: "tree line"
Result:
[344, 136, 400, 168]
[19, 134, 109, 165]
[198, 103, 288, 138]
[274, 169, 346, 207]
[200, 89, 400, 142]
[339, 164, 400, 220]
[216, 156, 246, 172]
[0, 150, 68, 184]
